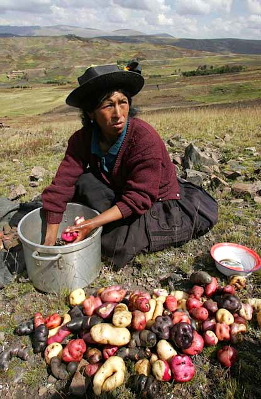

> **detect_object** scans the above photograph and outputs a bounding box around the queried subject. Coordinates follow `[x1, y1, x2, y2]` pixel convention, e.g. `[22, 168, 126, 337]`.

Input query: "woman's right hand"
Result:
[44, 223, 60, 246]
[63, 219, 95, 243]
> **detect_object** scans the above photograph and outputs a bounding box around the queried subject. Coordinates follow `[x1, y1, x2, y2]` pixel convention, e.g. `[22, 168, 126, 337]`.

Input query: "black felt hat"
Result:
[66, 61, 144, 108]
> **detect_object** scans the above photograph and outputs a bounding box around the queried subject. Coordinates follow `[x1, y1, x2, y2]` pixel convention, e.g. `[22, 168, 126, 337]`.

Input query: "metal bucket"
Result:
[17, 203, 103, 293]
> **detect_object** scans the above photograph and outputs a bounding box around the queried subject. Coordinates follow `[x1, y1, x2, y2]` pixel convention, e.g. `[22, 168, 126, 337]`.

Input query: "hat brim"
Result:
[66, 70, 144, 108]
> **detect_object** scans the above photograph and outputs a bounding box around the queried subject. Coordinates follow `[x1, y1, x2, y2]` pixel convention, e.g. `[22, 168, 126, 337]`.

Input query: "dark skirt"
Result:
[73, 172, 218, 267]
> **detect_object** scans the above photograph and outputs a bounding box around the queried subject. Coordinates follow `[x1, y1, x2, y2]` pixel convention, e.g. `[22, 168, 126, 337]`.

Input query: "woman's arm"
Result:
[44, 223, 60, 246]
[65, 205, 123, 242]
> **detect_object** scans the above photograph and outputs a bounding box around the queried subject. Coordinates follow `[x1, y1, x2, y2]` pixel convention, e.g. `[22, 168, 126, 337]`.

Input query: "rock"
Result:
[29, 166, 46, 181]
[38, 386, 48, 397]
[0, 197, 20, 227]
[224, 170, 242, 180]
[183, 143, 219, 170]
[211, 175, 229, 189]
[8, 185, 26, 201]
[184, 169, 209, 186]
[47, 375, 57, 384]
[0, 332, 5, 341]
[172, 155, 183, 165]
[3, 224, 11, 235]
[69, 359, 90, 396]
[223, 134, 231, 142]
[230, 199, 244, 204]
[254, 196, 261, 204]
[231, 182, 256, 197]
[29, 181, 39, 188]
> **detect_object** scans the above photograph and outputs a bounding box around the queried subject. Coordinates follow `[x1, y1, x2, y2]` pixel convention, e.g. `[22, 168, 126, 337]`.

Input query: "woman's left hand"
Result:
[64, 219, 95, 243]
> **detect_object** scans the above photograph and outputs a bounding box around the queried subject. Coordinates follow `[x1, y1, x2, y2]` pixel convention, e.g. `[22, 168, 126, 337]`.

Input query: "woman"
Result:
[42, 61, 218, 267]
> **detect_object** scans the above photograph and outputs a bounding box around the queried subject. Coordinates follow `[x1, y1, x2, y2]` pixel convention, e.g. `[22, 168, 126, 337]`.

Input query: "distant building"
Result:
[6, 70, 26, 79]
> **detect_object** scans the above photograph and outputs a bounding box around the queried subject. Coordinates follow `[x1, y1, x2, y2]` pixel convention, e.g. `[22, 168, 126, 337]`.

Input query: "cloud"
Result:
[0, 0, 52, 13]
[113, 0, 170, 12]
[247, 0, 261, 14]
[176, 0, 233, 16]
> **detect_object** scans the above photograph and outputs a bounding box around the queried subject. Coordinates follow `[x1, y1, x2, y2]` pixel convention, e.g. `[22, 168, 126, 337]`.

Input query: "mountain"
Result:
[0, 25, 260, 54]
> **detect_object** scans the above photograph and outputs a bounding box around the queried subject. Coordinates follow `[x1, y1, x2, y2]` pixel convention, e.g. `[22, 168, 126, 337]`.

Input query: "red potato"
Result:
[34, 312, 45, 328]
[203, 330, 218, 346]
[129, 292, 151, 313]
[189, 307, 209, 321]
[188, 285, 204, 299]
[85, 362, 102, 377]
[222, 285, 236, 295]
[233, 315, 247, 325]
[47, 326, 72, 345]
[45, 313, 62, 330]
[205, 277, 218, 297]
[172, 310, 191, 325]
[182, 331, 204, 356]
[62, 338, 86, 363]
[100, 285, 127, 303]
[102, 345, 119, 360]
[95, 302, 117, 319]
[186, 297, 203, 312]
[170, 354, 195, 383]
[217, 345, 238, 367]
[83, 296, 102, 316]
[215, 323, 230, 341]
[131, 310, 146, 331]
[165, 295, 178, 312]
[152, 359, 171, 381]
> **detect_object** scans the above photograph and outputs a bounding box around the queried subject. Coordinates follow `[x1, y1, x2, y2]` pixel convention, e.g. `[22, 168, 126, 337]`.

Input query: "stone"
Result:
[231, 182, 255, 197]
[172, 155, 183, 165]
[223, 134, 231, 142]
[184, 169, 209, 186]
[0, 197, 20, 223]
[8, 185, 26, 201]
[254, 196, 261, 204]
[224, 170, 242, 180]
[38, 386, 48, 397]
[29, 166, 46, 181]
[183, 143, 219, 170]
[69, 359, 90, 396]
[230, 199, 244, 204]
[211, 175, 229, 189]
[29, 181, 39, 187]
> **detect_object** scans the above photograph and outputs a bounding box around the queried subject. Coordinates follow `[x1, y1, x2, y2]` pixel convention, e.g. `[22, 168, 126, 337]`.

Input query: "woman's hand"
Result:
[64, 219, 96, 243]
[64, 205, 123, 243]
[44, 224, 60, 246]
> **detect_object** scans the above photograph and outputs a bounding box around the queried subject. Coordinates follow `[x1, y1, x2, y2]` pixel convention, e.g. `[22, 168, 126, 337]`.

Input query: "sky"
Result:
[0, 0, 260, 40]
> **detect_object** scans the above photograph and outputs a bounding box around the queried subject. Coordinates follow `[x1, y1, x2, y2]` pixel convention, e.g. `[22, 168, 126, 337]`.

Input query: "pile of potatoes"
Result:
[12, 271, 261, 398]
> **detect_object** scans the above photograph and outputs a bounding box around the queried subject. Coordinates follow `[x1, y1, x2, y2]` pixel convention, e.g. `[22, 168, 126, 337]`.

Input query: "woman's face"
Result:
[89, 91, 129, 138]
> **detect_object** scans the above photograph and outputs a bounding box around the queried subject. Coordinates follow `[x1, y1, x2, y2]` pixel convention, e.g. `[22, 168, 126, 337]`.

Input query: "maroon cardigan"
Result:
[42, 117, 180, 224]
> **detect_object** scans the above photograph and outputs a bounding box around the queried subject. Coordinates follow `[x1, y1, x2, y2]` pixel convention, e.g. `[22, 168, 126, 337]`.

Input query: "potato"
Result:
[112, 303, 132, 327]
[69, 288, 86, 306]
[93, 356, 126, 395]
[156, 339, 177, 362]
[44, 343, 63, 364]
[90, 323, 131, 346]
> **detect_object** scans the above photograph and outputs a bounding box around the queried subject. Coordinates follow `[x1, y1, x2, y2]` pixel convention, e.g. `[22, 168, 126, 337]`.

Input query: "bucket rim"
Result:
[17, 203, 103, 249]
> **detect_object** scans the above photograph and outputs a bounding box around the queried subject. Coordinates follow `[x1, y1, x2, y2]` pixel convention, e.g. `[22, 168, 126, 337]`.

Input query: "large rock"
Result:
[0, 197, 20, 229]
[183, 143, 219, 170]
[183, 169, 209, 186]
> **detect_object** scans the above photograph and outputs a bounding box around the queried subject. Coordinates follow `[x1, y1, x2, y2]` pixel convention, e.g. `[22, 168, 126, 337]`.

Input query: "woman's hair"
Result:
[80, 89, 138, 127]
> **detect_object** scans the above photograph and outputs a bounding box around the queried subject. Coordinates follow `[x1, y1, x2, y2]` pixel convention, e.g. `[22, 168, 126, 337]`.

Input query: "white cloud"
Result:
[157, 13, 173, 25]
[113, 0, 170, 12]
[247, 0, 261, 14]
[176, 0, 233, 16]
[0, 0, 52, 13]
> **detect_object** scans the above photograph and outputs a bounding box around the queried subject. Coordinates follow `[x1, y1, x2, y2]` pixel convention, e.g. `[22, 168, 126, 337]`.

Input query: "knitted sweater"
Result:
[42, 117, 180, 224]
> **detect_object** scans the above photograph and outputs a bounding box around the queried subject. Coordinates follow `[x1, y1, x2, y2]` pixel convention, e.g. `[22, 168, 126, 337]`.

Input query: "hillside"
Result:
[0, 25, 261, 54]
